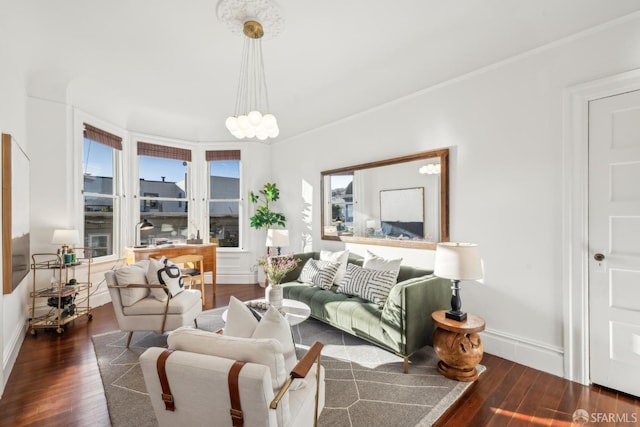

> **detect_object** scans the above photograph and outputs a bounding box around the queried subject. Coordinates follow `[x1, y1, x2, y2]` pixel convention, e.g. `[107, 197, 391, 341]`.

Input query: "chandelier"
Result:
[218, 0, 284, 141]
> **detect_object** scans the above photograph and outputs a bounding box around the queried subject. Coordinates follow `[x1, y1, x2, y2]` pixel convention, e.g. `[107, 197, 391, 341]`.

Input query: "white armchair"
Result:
[105, 260, 202, 347]
[140, 326, 325, 427]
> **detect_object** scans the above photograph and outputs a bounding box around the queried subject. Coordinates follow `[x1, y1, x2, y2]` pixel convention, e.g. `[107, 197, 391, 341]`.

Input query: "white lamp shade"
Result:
[434, 242, 482, 280]
[51, 229, 81, 246]
[266, 229, 290, 248]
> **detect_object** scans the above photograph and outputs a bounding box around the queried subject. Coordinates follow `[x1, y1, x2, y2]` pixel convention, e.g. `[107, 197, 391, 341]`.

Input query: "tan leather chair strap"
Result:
[228, 360, 246, 426]
[156, 349, 176, 411]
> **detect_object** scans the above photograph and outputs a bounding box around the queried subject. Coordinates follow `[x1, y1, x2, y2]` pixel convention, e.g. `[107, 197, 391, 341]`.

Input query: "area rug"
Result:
[92, 307, 484, 427]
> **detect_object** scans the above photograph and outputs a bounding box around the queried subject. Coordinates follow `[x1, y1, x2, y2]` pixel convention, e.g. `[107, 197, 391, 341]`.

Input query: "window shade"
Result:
[83, 124, 123, 150]
[137, 141, 192, 162]
[206, 150, 241, 161]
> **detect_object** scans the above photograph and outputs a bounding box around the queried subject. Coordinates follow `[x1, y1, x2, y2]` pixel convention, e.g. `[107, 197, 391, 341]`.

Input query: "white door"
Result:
[589, 89, 640, 397]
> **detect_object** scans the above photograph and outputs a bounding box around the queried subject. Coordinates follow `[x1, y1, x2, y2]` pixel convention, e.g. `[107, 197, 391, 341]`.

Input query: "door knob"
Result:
[594, 253, 605, 262]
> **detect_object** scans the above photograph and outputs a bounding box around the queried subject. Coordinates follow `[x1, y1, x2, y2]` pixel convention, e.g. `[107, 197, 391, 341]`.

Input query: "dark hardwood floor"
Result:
[0, 283, 638, 426]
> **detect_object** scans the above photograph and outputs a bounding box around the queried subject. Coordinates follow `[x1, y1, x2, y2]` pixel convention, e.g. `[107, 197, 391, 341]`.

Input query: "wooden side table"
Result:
[431, 310, 485, 382]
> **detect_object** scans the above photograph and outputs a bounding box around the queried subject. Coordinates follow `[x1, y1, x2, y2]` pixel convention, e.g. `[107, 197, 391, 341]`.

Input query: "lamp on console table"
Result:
[266, 229, 289, 255]
[434, 242, 482, 322]
[135, 219, 155, 247]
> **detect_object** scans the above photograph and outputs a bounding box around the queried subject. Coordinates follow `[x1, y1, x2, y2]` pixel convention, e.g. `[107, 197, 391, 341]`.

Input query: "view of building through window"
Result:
[209, 155, 240, 248]
[83, 130, 119, 258]
[138, 155, 189, 245]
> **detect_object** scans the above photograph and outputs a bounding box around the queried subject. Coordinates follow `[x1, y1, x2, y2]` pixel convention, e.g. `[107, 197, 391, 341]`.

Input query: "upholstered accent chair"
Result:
[105, 260, 202, 347]
[140, 301, 325, 427]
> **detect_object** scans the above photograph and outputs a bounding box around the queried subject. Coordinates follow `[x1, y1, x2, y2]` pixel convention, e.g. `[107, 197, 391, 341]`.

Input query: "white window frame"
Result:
[74, 110, 125, 263]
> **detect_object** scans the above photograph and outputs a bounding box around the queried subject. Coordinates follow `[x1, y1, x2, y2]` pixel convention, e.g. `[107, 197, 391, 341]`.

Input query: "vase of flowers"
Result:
[258, 250, 299, 309]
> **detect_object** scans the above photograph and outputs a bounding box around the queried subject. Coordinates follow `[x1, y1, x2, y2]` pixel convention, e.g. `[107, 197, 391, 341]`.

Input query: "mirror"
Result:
[321, 148, 449, 249]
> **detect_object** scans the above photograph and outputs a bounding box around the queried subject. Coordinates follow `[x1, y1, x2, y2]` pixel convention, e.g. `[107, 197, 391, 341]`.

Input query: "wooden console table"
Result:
[125, 243, 217, 290]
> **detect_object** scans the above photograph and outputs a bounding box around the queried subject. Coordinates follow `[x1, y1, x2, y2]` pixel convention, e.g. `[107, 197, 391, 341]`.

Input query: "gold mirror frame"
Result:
[321, 148, 449, 249]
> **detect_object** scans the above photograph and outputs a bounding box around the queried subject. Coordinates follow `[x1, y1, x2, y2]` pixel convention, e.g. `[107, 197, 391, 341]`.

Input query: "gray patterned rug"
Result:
[92, 307, 483, 427]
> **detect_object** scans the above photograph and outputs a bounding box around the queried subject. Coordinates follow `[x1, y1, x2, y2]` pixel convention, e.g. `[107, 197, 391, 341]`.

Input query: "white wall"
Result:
[0, 2, 30, 397]
[270, 16, 640, 377]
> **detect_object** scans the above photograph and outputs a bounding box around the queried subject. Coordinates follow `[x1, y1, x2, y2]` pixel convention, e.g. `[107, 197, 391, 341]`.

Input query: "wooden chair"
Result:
[169, 254, 205, 306]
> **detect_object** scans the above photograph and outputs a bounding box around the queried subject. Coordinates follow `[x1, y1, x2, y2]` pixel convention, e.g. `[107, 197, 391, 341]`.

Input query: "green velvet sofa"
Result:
[280, 252, 451, 373]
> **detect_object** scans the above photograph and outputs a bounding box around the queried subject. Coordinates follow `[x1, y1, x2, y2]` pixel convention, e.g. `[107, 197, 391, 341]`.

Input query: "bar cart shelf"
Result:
[29, 250, 93, 335]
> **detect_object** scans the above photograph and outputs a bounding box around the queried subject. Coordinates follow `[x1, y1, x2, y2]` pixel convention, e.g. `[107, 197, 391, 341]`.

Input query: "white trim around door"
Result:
[562, 68, 640, 385]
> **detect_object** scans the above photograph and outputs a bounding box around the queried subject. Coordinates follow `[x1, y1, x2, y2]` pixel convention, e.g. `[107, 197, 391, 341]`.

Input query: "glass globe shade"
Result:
[256, 131, 268, 141]
[245, 128, 256, 138]
[225, 116, 239, 131]
[267, 126, 280, 138]
[237, 115, 250, 130]
[262, 114, 277, 129]
[248, 110, 263, 126]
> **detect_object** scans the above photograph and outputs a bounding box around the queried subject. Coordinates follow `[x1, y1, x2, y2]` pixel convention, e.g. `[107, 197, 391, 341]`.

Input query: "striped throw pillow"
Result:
[298, 259, 341, 290]
[337, 263, 398, 306]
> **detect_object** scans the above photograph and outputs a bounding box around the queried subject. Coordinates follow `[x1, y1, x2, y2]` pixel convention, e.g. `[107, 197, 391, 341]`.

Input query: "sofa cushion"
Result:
[114, 262, 149, 306]
[363, 250, 402, 280]
[122, 289, 201, 315]
[320, 249, 350, 284]
[337, 263, 398, 306]
[298, 259, 340, 290]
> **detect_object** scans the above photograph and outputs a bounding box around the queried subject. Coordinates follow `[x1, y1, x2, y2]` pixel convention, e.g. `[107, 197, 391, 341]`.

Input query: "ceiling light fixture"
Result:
[218, 0, 284, 141]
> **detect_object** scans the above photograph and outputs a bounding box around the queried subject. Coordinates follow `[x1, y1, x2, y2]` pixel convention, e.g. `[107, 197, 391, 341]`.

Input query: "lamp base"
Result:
[445, 310, 467, 322]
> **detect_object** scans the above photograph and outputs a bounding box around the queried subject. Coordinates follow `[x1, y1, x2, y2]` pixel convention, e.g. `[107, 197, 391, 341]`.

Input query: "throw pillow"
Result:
[337, 263, 398, 306]
[224, 296, 259, 338]
[115, 261, 149, 306]
[252, 306, 297, 374]
[146, 257, 184, 301]
[363, 250, 402, 280]
[298, 258, 341, 290]
[320, 249, 350, 284]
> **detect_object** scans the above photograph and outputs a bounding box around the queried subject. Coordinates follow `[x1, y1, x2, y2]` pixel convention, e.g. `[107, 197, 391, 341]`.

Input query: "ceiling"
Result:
[11, 0, 640, 142]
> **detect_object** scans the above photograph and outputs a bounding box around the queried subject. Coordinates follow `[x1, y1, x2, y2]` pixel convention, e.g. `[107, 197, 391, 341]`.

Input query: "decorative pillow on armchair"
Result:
[298, 259, 341, 290]
[337, 263, 398, 307]
[114, 261, 149, 306]
[146, 257, 184, 301]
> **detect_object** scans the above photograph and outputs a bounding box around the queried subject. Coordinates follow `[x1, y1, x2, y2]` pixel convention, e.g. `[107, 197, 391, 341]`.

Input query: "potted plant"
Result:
[249, 182, 287, 286]
[248, 182, 286, 231]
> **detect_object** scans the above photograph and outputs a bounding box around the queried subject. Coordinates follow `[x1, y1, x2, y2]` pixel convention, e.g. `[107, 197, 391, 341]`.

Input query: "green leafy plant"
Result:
[249, 182, 286, 231]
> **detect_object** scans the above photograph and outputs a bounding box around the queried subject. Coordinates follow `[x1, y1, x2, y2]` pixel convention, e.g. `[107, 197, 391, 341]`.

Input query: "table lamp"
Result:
[265, 229, 289, 255]
[136, 219, 155, 247]
[434, 242, 482, 322]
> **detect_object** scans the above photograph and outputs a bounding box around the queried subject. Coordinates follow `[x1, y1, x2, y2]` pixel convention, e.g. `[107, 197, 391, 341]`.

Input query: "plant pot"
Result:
[265, 283, 283, 309]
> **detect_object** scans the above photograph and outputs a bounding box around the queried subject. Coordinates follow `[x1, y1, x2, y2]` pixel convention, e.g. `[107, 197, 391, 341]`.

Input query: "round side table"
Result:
[431, 310, 485, 382]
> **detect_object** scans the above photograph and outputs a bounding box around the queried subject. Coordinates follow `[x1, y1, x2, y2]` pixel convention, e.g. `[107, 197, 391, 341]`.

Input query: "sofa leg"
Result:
[194, 318, 199, 329]
[126, 331, 133, 348]
[403, 356, 409, 374]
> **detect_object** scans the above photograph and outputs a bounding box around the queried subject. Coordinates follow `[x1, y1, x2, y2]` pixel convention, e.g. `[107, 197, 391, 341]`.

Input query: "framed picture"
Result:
[2, 133, 30, 294]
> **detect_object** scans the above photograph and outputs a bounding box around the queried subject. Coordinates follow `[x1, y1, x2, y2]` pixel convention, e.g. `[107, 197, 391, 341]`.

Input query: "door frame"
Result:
[562, 68, 640, 385]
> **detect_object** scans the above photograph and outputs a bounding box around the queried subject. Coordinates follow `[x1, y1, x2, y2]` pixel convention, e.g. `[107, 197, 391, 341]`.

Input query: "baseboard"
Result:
[1, 318, 27, 398]
[215, 273, 257, 285]
[481, 328, 565, 378]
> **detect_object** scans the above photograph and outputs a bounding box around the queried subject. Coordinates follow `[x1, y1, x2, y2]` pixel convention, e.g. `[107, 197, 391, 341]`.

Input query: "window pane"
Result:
[84, 195, 114, 257]
[210, 160, 240, 198]
[83, 138, 114, 195]
[139, 155, 188, 197]
[209, 202, 239, 248]
[331, 174, 353, 234]
[139, 214, 188, 245]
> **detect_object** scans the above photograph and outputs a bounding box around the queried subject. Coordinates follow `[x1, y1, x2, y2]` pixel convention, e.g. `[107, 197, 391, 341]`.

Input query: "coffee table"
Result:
[222, 298, 311, 326]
